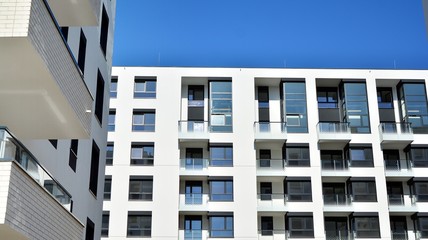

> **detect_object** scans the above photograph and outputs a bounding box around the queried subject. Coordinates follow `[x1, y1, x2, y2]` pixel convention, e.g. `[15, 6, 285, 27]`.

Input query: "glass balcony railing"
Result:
[184, 229, 203, 240]
[387, 194, 416, 205]
[380, 122, 413, 134]
[384, 159, 413, 171]
[180, 158, 209, 170]
[254, 122, 287, 139]
[256, 159, 284, 169]
[318, 122, 351, 134]
[185, 194, 203, 205]
[325, 230, 351, 240]
[321, 159, 348, 170]
[257, 193, 286, 202]
[257, 229, 286, 238]
[0, 127, 72, 210]
[178, 121, 209, 138]
[391, 231, 408, 240]
[323, 194, 351, 205]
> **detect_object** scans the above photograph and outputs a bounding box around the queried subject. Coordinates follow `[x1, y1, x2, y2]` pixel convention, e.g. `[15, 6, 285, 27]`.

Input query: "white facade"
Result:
[105, 67, 428, 240]
[0, 0, 116, 239]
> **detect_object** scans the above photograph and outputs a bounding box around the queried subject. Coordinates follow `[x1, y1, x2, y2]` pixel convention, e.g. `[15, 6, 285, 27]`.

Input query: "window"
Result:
[85, 217, 95, 240]
[260, 182, 272, 201]
[101, 212, 109, 237]
[348, 180, 377, 202]
[132, 110, 155, 131]
[317, 87, 338, 108]
[188, 85, 204, 107]
[100, 5, 109, 56]
[209, 215, 233, 238]
[258, 86, 270, 122]
[185, 181, 203, 204]
[110, 77, 117, 98]
[210, 81, 232, 132]
[129, 176, 153, 200]
[261, 216, 273, 236]
[281, 81, 308, 133]
[127, 212, 151, 237]
[95, 70, 105, 124]
[106, 143, 113, 165]
[320, 150, 344, 170]
[340, 82, 370, 133]
[347, 146, 374, 167]
[134, 78, 156, 98]
[410, 181, 428, 202]
[323, 183, 346, 204]
[210, 180, 233, 201]
[259, 149, 271, 167]
[286, 215, 314, 238]
[397, 82, 428, 133]
[413, 215, 428, 238]
[284, 146, 310, 167]
[407, 147, 428, 167]
[89, 140, 100, 196]
[131, 144, 154, 165]
[108, 110, 115, 132]
[377, 88, 393, 108]
[286, 179, 312, 201]
[49, 139, 57, 149]
[104, 176, 111, 200]
[351, 216, 380, 238]
[69, 139, 78, 172]
[210, 145, 232, 166]
[78, 29, 87, 74]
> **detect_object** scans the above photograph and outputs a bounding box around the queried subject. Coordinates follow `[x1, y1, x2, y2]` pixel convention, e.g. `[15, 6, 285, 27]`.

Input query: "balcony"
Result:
[46, 0, 100, 26]
[178, 121, 210, 141]
[256, 159, 285, 176]
[325, 230, 351, 240]
[179, 194, 209, 211]
[317, 122, 351, 148]
[0, 0, 93, 139]
[321, 159, 351, 177]
[384, 159, 413, 177]
[179, 158, 209, 175]
[391, 231, 408, 240]
[257, 194, 287, 211]
[387, 194, 417, 213]
[379, 123, 414, 149]
[0, 128, 83, 239]
[178, 229, 209, 240]
[254, 122, 287, 142]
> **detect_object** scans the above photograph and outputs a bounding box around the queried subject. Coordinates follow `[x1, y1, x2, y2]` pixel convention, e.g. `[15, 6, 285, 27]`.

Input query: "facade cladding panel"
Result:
[105, 67, 428, 239]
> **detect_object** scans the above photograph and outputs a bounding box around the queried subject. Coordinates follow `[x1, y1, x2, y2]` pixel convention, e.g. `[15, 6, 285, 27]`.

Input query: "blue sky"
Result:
[113, 0, 428, 69]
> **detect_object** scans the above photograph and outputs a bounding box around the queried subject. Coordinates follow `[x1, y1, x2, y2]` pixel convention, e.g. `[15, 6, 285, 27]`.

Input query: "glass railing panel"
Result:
[391, 231, 408, 240]
[384, 159, 412, 171]
[254, 122, 287, 135]
[178, 121, 209, 134]
[323, 194, 351, 205]
[380, 122, 413, 134]
[184, 229, 202, 240]
[318, 122, 350, 133]
[185, 194, 203, 205]
[256, 159, 284, 169]
[181, 158, 209, 170]
[321, 159, 347, 170]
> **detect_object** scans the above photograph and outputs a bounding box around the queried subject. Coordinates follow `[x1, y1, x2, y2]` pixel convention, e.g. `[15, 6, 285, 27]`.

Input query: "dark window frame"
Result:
[130, 143, 154, 166]
[127, 212, 152, 237]
[132, 110, 156, 132]
[209, 180, 233, 201]
[129, 177, 153, 201]
[134, 78, 156, 98]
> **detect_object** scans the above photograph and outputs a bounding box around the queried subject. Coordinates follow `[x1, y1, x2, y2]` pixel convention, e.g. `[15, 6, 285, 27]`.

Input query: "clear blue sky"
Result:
[113, 0, 428, 69]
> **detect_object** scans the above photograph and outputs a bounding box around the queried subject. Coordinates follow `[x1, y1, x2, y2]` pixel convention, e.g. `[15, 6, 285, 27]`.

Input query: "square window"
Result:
[129, 177, 153, 200]
[131, 144, 154, 165]
[127, 213, 151, 237]
[132, 111, 155, 131]
[134, 78, 156, 98]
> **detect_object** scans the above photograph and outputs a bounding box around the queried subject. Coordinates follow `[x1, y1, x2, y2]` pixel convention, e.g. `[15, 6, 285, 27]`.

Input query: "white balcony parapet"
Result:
[254, 122, 287, 141]
[317, 122, 351, 142]
[379, 122, 414, 146]
[178, 121, 210, 140]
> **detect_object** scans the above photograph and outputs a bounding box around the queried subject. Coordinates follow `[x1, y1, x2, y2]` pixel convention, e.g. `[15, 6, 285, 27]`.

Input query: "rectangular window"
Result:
[100, 5, 109, 56]
[258, 86, 270, 122]
[351, 216, 380, 238]
[104, 176, 111, 200]
[89, 140, 100, 196]
[127, 212, 151, 237]
[340, 82, 370, 133]
[95, 70, 105, 124]
[414, 216, 428, 238]
[286, 180, 312, 201]
[106, 143, 113, 165]
[377, 88, 393, 108]
[69, 139, 78, 172]
[85, 217, 95, 240]
[286, 215, 314, 238]
[132, 110, 155, 131]
[101, 212, 109, 237]
[347, 146, 374, 167]
[188, 85, 204, 107]
[408, 148, 428, 167]
[348, 181, 377, 202]
[210, 180, 233, 201]
[129, 176, 153, 200]
[317, 87, 338, 108]
[131, 144, 154, 165]
[410, 181, 428, 202]
[110, 77, 117, 98]
[134, 78, 156, 98]
[284, 146, 310, 167]
[108, 110, 115, 132]
[260, 182, 272, 201]
[209, 215, 233, 238]
[210, 145, 232, 166]
[281, 81, 308, 133]
[78, 29, 87, 74]
[259, 149, 272, 167]
[397, 82, 428, 133]
[210, 81, 232, 132]
[261, 216, 273, 236]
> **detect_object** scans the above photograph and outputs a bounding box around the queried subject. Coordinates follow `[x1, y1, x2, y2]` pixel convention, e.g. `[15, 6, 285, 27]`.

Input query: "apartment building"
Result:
[0, 0, 115, 239]
[104, 67, 428, 240]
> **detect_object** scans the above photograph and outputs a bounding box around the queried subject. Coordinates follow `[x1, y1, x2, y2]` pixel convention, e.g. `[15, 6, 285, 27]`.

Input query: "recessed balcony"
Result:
[257, 193, 287, 211]
[379, 123, 414, 149]
[254, 122, 287, 142]
[178, 121, 210, 141]
[317, 122, 351, 148]
[387, 194, 417, 213]
[384, 159, 413, 177]
[0, 127, 83, 239]
[46, 0, 100, 26]
[0, 0, 93, 139]
[179, 194, 209, 211]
